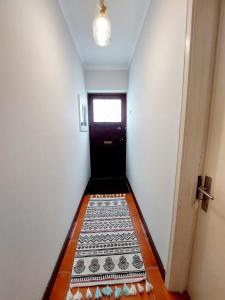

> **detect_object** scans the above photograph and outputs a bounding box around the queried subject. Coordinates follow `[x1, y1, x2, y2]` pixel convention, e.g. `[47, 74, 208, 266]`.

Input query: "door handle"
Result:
[198, 187, 214, 200]
[196, 176, 214, 212]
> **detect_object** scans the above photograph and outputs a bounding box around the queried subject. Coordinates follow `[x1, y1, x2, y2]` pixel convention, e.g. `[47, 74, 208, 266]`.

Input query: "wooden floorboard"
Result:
[49, 194, 190, 300]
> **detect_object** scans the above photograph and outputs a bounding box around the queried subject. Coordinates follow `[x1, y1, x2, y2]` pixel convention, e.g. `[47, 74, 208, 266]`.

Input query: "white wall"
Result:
[0, 1, 90, 299]
[85, 69, 128, 92]
[127, 0, 188, 268]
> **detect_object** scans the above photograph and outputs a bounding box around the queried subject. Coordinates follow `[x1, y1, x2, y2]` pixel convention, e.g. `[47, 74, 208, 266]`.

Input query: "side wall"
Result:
[0, 1, 90, 299]
[85, 69, 129, 92]
[127, 0, 188, 268]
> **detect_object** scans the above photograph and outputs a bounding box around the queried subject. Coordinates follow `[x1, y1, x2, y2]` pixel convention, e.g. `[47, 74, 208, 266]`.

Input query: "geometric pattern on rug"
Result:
[70, 194, 147, 288]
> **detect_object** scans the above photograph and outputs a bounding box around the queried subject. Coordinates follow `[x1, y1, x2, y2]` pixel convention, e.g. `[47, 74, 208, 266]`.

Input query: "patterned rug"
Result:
[70, 194, 147, 288]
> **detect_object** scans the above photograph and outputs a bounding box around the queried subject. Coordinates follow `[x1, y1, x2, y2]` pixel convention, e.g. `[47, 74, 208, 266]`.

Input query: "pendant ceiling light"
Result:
[93, 0, 111, 47]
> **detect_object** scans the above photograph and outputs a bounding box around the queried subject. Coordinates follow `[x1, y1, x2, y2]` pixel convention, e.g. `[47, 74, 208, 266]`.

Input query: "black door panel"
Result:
[88, 94, 126, 178]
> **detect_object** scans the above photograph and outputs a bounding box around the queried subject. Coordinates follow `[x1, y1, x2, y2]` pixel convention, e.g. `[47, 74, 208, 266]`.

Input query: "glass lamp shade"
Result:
[93, 14, 111, 46]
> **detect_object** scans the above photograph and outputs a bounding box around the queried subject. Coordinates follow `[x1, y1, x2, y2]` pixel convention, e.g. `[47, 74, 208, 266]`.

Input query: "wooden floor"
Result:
[49, 194, 190, 300]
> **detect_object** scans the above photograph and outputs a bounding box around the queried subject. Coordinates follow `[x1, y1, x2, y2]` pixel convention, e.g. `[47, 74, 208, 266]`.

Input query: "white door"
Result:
[188, 2, 225, 299]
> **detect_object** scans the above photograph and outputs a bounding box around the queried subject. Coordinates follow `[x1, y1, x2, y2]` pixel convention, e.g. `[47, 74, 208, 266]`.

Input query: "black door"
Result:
[88, 93, 126, 178]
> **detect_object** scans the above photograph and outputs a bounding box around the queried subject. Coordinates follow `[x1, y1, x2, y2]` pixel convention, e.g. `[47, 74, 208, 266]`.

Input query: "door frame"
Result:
[165, 0, 221, 292]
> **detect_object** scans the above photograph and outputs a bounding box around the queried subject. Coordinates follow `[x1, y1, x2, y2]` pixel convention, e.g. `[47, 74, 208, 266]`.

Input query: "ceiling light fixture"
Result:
[93, 0, 111, 47]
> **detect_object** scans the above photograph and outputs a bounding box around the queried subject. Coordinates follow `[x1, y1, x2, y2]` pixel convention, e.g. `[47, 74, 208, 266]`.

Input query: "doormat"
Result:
[69, 195, 147, 289]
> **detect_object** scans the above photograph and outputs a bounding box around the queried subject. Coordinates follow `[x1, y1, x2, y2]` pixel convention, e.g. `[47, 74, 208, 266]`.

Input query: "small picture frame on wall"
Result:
[78, 95, 88, 132]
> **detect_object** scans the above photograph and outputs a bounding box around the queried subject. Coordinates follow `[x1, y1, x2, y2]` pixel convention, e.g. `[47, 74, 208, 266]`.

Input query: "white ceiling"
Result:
[59, 0, 150, 69]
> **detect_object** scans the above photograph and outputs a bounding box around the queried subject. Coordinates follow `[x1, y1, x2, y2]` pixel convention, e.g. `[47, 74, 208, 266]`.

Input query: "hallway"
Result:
[2, 0, 225, 299]
[47, 191, 189, 300]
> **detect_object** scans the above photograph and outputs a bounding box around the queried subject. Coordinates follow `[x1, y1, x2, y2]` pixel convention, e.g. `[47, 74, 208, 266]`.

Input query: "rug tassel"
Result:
[129, 284, 137, 296]
[102, 285, 113, 297]
[145, 280, 154, 293]
[114, 286, 122, 299]
[95, 287, 102, 300]
[123, 284, 130, 296]
[86, 288, 92, 300]
[73, 289, 83, 300]
[137, 283, 145, 294]
[66, 289, 73, 300]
